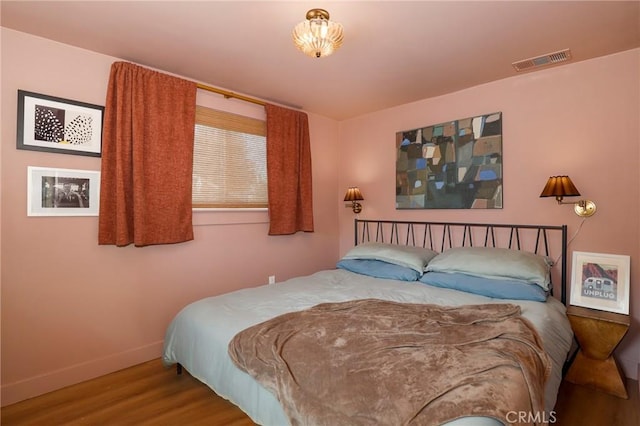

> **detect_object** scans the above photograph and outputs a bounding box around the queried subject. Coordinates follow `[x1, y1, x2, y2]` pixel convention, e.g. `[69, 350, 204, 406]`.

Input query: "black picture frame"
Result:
[17, 90, 104, 157]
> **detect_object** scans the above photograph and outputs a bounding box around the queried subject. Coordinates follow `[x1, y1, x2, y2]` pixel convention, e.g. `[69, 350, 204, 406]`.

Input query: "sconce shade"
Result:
[344, 187, 364, 201]
[344, 187, 363, 214]
[539, 176, 581, 199]
[540, 175, 596, 217]
[292, 8, 344, 58]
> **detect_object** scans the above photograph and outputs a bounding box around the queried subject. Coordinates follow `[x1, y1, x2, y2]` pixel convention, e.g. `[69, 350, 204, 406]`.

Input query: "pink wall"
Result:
[338, 48, 640, 379]
[0, 29, 340, 405]
[1, 28, 639, 406]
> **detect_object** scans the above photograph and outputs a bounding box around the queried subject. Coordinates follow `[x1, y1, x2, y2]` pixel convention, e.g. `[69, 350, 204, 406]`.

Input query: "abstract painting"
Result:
[17, 90, 104, 157]
[396, 112, 502, 209]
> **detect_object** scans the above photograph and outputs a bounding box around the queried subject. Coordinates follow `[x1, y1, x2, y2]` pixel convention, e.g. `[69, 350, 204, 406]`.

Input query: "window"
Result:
[193, 106, 267, 208]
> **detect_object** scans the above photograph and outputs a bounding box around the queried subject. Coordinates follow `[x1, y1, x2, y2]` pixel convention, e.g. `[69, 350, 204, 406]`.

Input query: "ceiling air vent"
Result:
[512, 49, 572, 72]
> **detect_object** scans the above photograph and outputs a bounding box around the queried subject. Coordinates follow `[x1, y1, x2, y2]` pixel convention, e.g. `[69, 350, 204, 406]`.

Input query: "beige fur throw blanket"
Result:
[229, 299, 551, 426]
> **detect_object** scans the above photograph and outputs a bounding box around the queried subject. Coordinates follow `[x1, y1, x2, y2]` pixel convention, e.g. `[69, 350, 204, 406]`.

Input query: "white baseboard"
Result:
[1, 341, 164, 407]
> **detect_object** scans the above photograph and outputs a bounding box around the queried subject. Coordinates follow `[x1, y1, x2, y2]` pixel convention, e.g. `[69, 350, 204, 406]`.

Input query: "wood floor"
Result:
[2, 358, 638, 425]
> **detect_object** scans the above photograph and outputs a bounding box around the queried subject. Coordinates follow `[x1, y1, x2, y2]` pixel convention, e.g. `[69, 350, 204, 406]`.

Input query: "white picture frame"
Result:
[27, 166, 100, 216]
[570, 251, 630, 315]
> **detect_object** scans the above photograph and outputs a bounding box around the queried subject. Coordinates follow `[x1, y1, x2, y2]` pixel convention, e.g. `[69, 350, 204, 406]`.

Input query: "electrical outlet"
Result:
[268, 275, 276, 285]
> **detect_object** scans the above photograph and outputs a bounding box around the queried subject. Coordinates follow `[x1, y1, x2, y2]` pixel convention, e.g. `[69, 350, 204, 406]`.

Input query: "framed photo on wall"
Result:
[17, 90, 104, 157]
[570, 251, 630, 315]
[396, 112, 502, 210]
[27, 166, 101, 216]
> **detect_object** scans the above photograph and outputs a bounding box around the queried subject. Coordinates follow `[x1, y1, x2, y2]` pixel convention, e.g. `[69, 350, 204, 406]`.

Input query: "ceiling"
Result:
[2, 1, 639, 121]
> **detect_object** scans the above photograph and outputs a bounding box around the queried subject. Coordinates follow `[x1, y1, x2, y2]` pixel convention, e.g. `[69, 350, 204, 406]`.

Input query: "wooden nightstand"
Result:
[565, 305, 630, 399]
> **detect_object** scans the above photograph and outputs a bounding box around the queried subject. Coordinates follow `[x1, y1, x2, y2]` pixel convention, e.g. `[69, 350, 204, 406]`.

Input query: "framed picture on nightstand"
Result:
[570, 251, 630, 315]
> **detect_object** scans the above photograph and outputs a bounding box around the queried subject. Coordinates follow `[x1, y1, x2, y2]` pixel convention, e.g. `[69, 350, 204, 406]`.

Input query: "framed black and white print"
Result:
[27, 166, 100, 216]
[17, 90, 104, 157]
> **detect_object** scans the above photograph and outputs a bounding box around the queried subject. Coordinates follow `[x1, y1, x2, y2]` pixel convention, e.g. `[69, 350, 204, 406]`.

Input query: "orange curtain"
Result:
[98, 62, 197, 247]
[265, 104, 314, 235]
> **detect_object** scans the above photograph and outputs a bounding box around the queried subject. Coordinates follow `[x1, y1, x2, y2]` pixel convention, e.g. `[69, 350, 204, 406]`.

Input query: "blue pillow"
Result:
[419, 271, 548, 301]
[425, 247, 552, 290]
[337, 259, 421, 281]
[341, 243, 438, 273]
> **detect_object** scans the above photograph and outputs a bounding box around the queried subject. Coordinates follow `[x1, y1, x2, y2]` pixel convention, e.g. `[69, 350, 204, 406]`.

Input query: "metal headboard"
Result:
[354, 219, 568, 305]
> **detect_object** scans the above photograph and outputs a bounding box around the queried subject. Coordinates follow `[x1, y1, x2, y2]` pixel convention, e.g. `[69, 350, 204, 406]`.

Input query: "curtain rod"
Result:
[196, 83, 266, 107]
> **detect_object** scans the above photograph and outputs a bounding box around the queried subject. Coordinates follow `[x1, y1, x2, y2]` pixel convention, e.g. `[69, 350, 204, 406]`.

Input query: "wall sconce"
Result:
[539, 175, 597, 217]
[344, 187, 364, 214]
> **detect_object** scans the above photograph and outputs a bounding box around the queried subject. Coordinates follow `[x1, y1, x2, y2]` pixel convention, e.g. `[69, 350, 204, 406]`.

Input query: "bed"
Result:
[162, 219, 574, 426]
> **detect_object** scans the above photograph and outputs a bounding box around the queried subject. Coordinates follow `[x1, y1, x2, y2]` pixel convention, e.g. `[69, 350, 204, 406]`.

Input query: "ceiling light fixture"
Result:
[292, 8, 344, 58]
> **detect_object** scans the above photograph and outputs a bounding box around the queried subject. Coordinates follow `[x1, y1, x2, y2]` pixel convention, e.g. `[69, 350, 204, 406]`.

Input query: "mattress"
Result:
[162, 269, 573, 426]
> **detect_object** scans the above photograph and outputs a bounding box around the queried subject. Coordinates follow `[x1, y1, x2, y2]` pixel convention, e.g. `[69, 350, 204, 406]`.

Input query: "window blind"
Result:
[193, 106, 268, 208]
